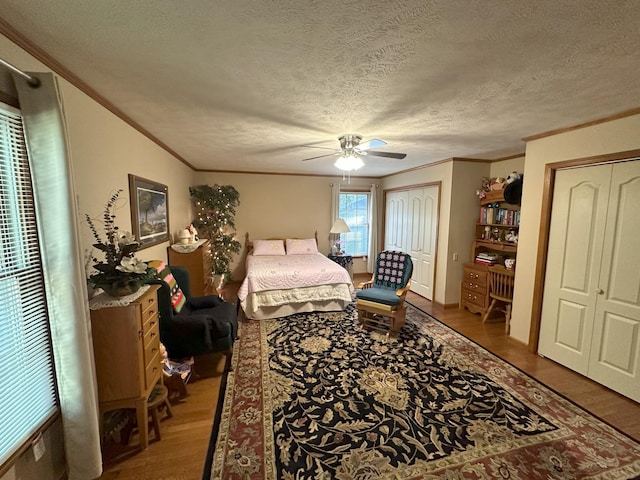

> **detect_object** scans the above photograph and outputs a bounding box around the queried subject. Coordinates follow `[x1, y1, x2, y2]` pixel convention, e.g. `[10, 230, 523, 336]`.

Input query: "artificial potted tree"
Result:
[189, 184, 241, 287]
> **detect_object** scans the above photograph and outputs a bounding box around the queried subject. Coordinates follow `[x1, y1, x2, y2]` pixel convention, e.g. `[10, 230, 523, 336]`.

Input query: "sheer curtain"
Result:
[330, 182, 341, 245]
[13, 72, 102, 479]
[367, 184, 379, 272]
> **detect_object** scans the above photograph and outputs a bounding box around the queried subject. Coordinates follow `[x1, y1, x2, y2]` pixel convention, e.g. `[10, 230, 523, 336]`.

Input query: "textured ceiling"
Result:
[2, 1, 640, 176]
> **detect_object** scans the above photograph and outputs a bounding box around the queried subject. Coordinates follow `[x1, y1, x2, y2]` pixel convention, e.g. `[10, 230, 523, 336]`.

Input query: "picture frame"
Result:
[128, 174, 170, 249]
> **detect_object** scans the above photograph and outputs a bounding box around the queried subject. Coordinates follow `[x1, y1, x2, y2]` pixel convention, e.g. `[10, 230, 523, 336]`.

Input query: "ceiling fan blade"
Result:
[366, 151, 407, 159]
[357, 138, 387, 151]
[367, 151, 407, 160]
[301, 153, 339, 162]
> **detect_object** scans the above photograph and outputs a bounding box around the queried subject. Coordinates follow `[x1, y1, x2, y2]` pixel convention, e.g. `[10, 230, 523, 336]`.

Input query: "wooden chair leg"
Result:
[504, 303, 512, 334]
[482, 299, 497, 323]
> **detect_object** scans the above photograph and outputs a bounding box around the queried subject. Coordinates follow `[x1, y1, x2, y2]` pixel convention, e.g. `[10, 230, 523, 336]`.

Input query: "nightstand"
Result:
[328, 254, 353, 280]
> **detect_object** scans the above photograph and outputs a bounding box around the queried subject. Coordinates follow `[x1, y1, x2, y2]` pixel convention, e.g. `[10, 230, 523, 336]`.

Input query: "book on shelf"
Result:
[475, 258, 496, 265]
[475, 252, 498, 265]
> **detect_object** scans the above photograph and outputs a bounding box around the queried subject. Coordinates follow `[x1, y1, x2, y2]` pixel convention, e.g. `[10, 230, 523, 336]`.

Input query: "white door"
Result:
[587, 161, 640, 400]
[407, 186, 438, 300]
[385, 187, 439, 301]
[416, 185, 438, 301]
[407, 189, 424, 296]
[539, 160, 640, 401]
[384, 191, 407, 251]
[538, 164, 611, 374]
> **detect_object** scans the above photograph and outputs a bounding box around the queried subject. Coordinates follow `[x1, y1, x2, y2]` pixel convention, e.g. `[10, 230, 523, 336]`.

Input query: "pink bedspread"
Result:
[238, 253, 353, 301]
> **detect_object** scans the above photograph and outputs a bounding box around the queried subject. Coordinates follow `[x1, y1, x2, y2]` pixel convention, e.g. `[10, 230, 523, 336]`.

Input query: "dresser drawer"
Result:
[462, 280, 487, 296]
[144, 325, 160, 357]
[461, 287, 487, 308]
[144, 351, 162, 389]
[464, 264, 488, 284]
[140, 290, 158, 323]
[142, 312, 159, 338]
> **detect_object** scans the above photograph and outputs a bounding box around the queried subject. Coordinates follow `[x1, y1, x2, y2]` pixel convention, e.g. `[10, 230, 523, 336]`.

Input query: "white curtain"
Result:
[330, 182, 341, 245]
[367, 184, 379, 272]
[13, 72, 102, 479]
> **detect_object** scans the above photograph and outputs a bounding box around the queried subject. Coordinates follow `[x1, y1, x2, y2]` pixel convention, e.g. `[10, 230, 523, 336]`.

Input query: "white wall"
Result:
[511, 115, 640, 343]
[490, 156, 525, 179]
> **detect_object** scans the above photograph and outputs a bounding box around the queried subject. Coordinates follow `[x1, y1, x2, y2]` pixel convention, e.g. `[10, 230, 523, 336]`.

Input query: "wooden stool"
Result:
[147, 384, 173, 441]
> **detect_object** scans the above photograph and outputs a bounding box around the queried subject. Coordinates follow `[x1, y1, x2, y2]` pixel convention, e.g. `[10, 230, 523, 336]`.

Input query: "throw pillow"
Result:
[252, 239, 286, 256]
[148, 260, 186, 313]
[286, 238, 318, 255]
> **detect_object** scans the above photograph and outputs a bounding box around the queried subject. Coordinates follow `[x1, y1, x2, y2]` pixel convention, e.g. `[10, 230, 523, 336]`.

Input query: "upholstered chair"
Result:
[149, 262, 237, 370]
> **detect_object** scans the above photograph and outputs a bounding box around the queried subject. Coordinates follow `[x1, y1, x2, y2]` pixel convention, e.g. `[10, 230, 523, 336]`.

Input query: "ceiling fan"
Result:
[301, 134, 407, 171]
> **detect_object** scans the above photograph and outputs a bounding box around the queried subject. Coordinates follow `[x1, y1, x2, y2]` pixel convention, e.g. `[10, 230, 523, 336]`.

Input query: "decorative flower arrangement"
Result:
[86, 190, 155, 297]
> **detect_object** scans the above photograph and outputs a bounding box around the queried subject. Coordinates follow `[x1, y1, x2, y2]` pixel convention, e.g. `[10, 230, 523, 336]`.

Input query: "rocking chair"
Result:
[355, 251, 413, 337]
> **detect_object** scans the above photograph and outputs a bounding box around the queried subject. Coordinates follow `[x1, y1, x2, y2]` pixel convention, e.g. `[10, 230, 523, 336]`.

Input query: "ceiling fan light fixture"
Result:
[334, 153, 364, 171]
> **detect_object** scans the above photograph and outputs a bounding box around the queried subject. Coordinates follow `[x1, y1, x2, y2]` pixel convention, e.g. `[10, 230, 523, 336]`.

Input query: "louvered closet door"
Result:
[539, 160, 640, 402]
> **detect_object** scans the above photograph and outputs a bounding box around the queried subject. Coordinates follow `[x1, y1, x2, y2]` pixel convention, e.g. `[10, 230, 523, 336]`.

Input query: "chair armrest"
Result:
[188, 295, 224, 309]
[357, 277, 375, 289]
[396, 280, 412, 298]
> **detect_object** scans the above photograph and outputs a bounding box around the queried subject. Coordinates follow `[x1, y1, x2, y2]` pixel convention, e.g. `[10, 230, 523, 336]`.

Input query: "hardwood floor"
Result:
[98, 276, 640, 479]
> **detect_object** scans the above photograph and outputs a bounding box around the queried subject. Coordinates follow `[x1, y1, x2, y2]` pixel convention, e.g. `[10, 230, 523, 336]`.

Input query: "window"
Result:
[0, 103, 58, 467]
[338, 192, 369, 256]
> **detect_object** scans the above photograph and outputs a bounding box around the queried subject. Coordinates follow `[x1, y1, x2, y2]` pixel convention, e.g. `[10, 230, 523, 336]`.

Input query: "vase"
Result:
[99, 282, 142, 298]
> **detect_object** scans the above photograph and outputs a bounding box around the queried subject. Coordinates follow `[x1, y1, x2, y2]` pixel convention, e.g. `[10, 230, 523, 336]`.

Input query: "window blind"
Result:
[339, 192, 370, 256]
[0, 102, 58, 467]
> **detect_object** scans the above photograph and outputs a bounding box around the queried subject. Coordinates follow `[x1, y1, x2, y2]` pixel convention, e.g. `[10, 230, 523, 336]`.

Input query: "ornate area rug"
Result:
[208, 304, 640, 479]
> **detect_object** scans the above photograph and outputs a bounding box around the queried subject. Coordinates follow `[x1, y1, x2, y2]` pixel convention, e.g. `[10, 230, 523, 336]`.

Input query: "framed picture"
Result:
[128, 174, 170, 249]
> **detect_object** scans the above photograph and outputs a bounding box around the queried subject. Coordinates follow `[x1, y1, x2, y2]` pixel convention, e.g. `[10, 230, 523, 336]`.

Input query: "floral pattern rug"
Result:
[209, 304, 640, 479]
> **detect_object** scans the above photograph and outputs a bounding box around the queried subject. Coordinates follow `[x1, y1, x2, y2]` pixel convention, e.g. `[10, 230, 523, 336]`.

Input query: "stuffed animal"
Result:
[187, 223, 198, 242]
[490, 177, 506, 190]
[506, 172, 522, 184]
[505, 229, 518, 243]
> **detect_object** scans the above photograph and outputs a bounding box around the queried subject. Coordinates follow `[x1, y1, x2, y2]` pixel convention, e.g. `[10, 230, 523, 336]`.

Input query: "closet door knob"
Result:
[596, 288, 604, 295]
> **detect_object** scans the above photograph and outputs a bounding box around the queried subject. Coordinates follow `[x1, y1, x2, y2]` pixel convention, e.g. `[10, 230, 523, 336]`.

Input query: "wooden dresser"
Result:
[89, 284, 162, 450]
[460, 263, 489, 315]
[167, 239, 213, 296]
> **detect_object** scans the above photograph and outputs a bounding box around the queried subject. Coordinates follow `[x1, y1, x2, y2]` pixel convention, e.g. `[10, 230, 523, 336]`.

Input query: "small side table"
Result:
[328, 254, 353, 280]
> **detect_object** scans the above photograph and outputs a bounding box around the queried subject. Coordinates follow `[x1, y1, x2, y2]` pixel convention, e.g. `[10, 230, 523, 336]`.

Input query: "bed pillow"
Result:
[286, 238, 318, 255]
[252, 239, 286, 256]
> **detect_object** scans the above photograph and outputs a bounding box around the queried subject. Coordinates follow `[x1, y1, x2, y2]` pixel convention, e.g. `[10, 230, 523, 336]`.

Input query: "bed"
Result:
[238, 235, 354, 320]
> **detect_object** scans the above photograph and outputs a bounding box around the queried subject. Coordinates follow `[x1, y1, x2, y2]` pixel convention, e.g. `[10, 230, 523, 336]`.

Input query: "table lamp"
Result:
[330, 218, 351, 255]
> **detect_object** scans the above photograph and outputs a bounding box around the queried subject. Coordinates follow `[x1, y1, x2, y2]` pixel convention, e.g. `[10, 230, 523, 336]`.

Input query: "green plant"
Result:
[85, 190, 155, 296]
[189, 184, 241, 279]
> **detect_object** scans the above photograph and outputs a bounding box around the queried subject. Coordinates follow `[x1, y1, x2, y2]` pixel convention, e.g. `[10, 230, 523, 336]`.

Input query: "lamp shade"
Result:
[330, 218, 351, 234]
[334, 154, 364, 171]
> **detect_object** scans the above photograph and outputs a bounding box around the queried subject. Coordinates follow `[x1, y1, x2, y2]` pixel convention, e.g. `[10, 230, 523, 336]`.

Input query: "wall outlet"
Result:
[452, 252, 459, 261]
